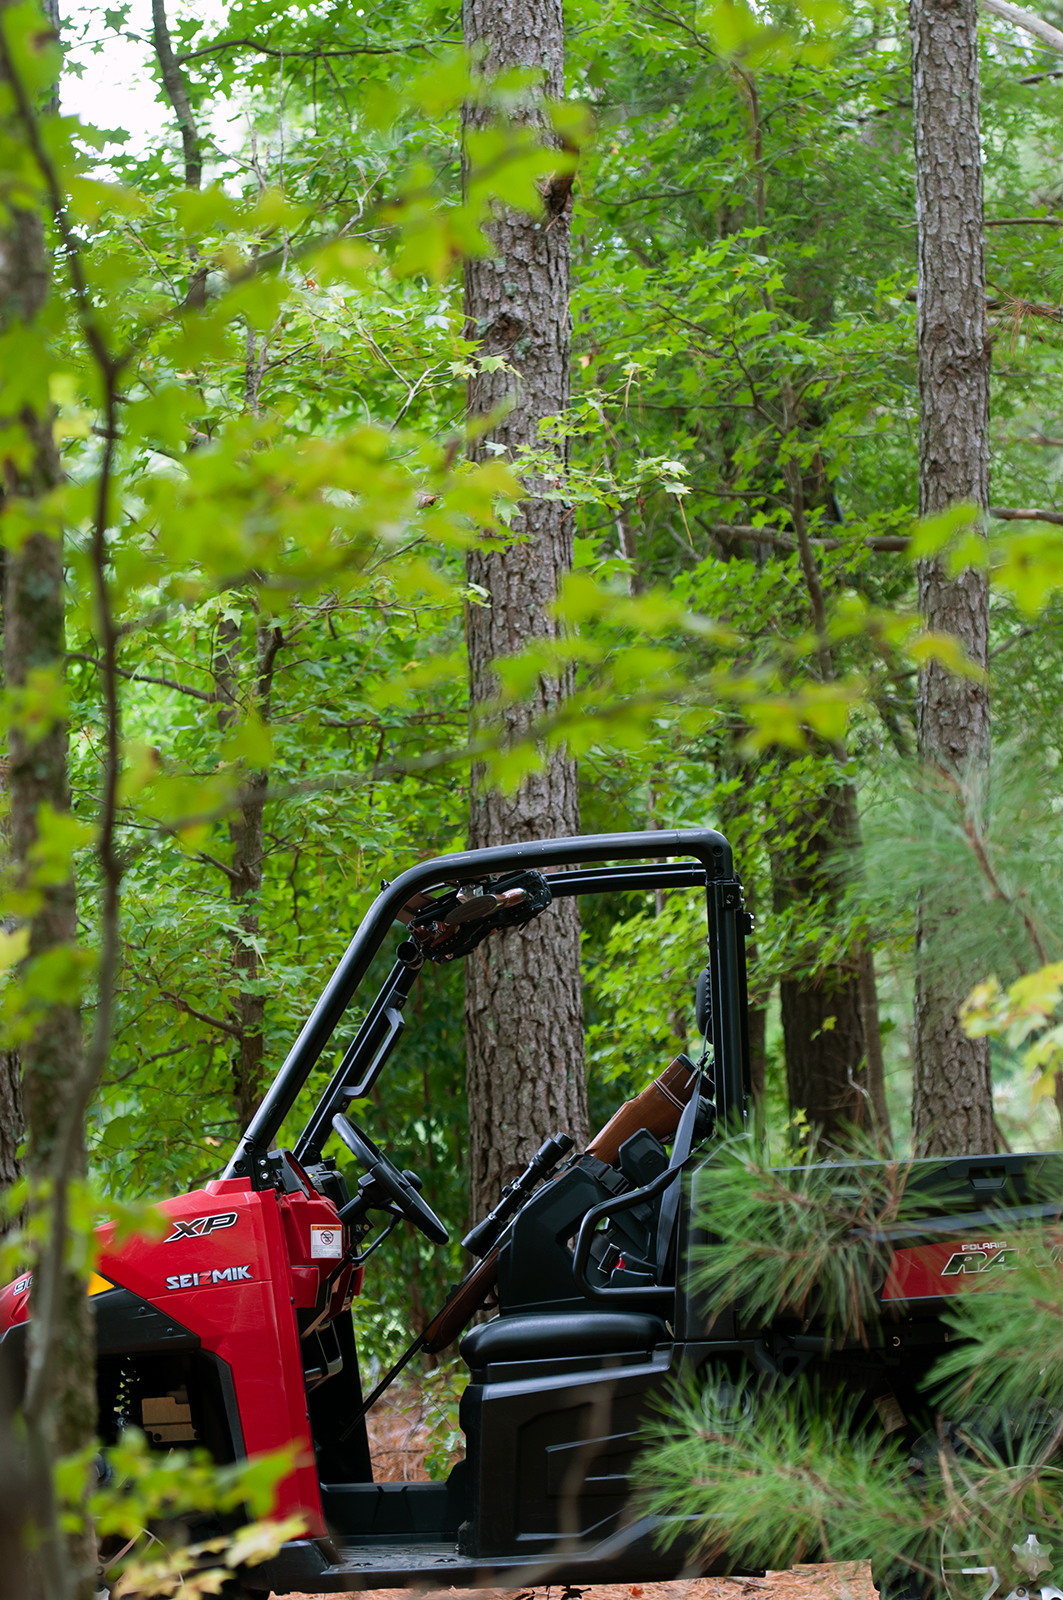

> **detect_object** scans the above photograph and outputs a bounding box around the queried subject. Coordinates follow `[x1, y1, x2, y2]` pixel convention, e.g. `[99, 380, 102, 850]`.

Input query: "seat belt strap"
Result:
[654, 1074, 702, 1276]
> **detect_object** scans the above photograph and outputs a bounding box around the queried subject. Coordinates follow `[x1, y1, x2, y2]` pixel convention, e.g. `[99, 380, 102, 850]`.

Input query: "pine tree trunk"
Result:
[774, 787, 870, 1150]
[0, 176, 95, 1598]
[781, 971, 866, 1139]
[910, 0, 994, 1156]
[462, 0, 587, 1220]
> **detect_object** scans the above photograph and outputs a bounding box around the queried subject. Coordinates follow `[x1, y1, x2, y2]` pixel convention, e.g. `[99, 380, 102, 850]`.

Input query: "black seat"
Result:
[460, 1311, 668, 1370]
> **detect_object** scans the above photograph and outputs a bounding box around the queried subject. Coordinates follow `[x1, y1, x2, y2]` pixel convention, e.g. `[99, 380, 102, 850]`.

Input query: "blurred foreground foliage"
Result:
[638, 1146, 1063, 1595]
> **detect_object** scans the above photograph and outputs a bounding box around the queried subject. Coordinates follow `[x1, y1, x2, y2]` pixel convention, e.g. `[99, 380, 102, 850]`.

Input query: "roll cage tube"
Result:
[223, 828, 747, 1189]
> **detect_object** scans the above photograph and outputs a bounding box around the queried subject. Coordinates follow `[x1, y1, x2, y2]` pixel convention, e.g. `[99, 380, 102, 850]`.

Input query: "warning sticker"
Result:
[310, 1223, 343, 1260]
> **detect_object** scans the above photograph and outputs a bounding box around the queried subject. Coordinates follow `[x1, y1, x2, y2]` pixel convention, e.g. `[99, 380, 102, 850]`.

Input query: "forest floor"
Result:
[278, 1385, 877, 1600]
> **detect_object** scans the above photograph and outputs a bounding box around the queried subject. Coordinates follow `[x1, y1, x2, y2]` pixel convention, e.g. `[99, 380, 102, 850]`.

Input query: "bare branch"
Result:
[699, 519, 911, 552]
[68, 650, 216, 703]
[194, 851, 240, 884]
[160, 990, 244, 1040]
[176, 35, 454, 64]
[981, 0, 1063, 56]
[989, 505, 1063, 525]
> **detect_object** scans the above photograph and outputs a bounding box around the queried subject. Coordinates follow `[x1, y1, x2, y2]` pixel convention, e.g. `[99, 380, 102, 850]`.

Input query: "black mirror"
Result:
[695, 967, 711, 1036]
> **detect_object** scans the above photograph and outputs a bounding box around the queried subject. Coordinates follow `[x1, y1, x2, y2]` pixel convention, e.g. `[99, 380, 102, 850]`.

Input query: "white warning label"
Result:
[310, 1223, 343, 1260]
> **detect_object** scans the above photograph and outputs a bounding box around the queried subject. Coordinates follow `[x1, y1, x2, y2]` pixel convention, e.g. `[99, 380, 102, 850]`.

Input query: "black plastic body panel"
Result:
[461, 1342, 676, 1557]
[321, 1472, 467, 1538]
[1, 1287, 201, 1414]
[308, 1308, 373, 1484]
[498, 1167, 627, 1316]
[95, 1286, 201, 1354]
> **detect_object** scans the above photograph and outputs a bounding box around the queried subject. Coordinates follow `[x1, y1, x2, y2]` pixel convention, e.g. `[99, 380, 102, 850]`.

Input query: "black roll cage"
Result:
[223, 829, 751, 1190]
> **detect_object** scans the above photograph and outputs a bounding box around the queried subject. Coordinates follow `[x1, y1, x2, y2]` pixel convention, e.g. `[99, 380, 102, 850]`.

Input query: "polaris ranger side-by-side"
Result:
[1, 828, 1056, 1596]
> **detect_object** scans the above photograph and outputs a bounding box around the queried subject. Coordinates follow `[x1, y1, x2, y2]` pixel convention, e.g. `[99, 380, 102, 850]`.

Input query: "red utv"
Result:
[1, 828, 1055, 1595]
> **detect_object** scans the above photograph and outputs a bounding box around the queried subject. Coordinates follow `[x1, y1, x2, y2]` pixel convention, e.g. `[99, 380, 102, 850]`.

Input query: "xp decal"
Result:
[164, 1264, 253, 1289]
[163, 1212, 239, 1243]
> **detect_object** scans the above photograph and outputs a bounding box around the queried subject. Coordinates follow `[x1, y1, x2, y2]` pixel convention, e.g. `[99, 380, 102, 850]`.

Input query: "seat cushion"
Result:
[460, 1310, 669, 1369]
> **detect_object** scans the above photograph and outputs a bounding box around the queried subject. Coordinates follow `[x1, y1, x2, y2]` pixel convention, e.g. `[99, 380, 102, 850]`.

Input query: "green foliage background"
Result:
[9, 0, 1063, 1366]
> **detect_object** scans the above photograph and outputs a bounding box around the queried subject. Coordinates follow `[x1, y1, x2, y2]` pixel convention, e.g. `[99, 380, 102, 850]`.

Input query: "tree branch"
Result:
[160, 990, 244, 1040]
[176, 36, 451, 63]
[699, 519, 911, 552]
[194, 851, 240, 884]
[980, 0, 1063, 56]
[702, 507, 1063, 549]
[152, 0, 202, 190]
[68, 650, 216, 703]
[989, 505, 1063, 524]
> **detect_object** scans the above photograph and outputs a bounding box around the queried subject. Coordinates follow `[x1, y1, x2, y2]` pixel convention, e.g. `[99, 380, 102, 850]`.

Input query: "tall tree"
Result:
[0, 9, 96, 1593]
[909, 0, 994, 1155]
[462, 0, 588, 1218]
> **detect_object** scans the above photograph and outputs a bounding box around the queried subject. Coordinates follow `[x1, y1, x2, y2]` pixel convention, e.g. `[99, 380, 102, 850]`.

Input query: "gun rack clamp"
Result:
[225, 828, 753, 1191]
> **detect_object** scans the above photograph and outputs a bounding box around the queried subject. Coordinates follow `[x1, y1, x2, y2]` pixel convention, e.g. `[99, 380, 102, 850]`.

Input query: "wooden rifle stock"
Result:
[422, 1247, 500, 1354]
[419, 1055, 698, 1352]
[585, 1055, 698, 1164]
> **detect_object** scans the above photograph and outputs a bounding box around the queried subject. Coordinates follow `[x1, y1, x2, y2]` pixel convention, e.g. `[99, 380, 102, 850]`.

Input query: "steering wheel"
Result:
[332, 1113, 450, 1246]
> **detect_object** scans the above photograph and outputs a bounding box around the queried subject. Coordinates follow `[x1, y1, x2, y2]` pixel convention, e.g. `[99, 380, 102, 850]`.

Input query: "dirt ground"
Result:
[282, 1564, 878, 1600]
[277, 1389, 877, 1600]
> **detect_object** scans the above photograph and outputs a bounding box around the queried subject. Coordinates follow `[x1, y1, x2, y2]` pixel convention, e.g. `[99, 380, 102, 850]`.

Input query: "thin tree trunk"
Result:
[0, 146, 94, 1600]
[781, 969, 866, 1140]
[910, 0, 994, 1156]
[742, 879, 769, 1108]
[152, 41, 276, 1133]
[214, 616, 283, 1129]
[857, 942, 891, 1139]
[0, 547, 21, 1210]
[151, 0, 202, 189]
[462, 0, 587, 1219]
[777, 383, 891, 1149]
[747, 998, 768, 1105]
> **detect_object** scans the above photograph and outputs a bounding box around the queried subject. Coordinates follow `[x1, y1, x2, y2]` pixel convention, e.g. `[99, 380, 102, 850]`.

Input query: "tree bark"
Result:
[151, 0, 202, 189]
[781, 970, 866, 1139]
[0, 163, 95, 1599]
[462, 0, 587, 1220]
[910, 0, 994, 1156]
[774, 787, 870, 1150]
[0, 1049, 21, 1199]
